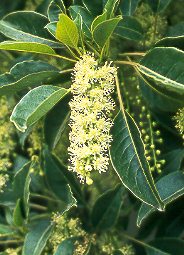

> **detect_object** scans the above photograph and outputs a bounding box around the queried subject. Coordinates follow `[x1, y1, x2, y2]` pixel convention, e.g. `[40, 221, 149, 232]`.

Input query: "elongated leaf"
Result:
[56, 13, 79, 48]
[13, 199, 24, 227]
[10, 85, 68, 132]
[0, 224, 15, 237]
[45, 21, 57, 37]
[44, 150, 83, 204]
[69, 5, 93, 38]
[43, 149, 77, 208]
[0, 11, 60, 48]
[82, 0, 103, 15]
[115, 16, 143, 41]
[44, 94, 70, 150]
[155, 36, 184, 51]
[54, 238, 77, 255]
[93, 16, 122, 48]
[91, 11, 107, 32]
[13, 162, 31, 220]
[147, 0, 171, 13]
[138, 47, 184, 96]
[48, 0, 66, 22]
[22, 220, 53, 255]
[137, 171, 184, 226]
[110, 111, 163, 209]
[0, 41, 56, 55]
[0, 60, 63, 95]
[104, 0, 119, 18]
[148, 238, 184, 255]
[119, 0, 140, 16]
[91, 185, 124, 231]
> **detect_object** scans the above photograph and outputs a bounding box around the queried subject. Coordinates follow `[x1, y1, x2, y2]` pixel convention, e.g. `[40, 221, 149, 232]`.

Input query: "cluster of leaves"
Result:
[0, 0, 184, 254]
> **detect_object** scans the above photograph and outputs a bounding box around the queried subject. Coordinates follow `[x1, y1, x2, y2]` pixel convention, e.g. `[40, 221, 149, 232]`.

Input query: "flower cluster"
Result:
[174, 107, 184, 139]
[68, 54, 117, 184]
[0, 97, 15, 192]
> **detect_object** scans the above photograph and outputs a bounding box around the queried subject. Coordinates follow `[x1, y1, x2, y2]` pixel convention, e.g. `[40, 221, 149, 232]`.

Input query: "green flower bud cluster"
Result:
[27, 123, 43, 157]
[0, 97, 16, 192]
[49, 213, 87, 254]
[174, 107, 184, 140]
[118, 244, 135, 255]
[4, 248, 20, 255]
[68, 53, 117, 184]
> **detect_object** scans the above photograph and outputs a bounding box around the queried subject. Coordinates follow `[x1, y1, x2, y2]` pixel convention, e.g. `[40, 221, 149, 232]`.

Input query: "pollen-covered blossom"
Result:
[174, 107, 184, 139]
[68, 53, 117, 184]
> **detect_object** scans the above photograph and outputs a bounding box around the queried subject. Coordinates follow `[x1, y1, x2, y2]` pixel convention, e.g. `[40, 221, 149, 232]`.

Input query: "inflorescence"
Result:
[174, 107, 184, 140]
[68, 53, 117, 185]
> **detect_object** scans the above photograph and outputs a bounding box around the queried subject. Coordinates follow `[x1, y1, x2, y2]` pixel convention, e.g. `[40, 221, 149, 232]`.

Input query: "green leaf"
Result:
[22, 220, 54, 255]
[45, 22, 57, 37]
[148, 238, 184, 255]
[155, 36, 184, 51]
[48, 0, 66, 22]
[137, 171, 184, 226]
[10, 85, 69, 132]
[119, 0, 140, 16]
[115, 16, 143, 41]
[0, 224, 15, 237]
[43, 149, 77, 207]
[167, 22, 184, 37]
[54, 238, 77, 255]
[91, 185, 124, 231]
[104, 0, 119, 18]
[0, 11, 61, 48]
[69, 5, 93, 38]
[44, 94, 70, 150]
[0, 60, 64, 95]
[138, 47, 184, 96]
[82, 0, 103, 16]
[91, 11, 107, 32]
[0, 41, 56, 56]
[162, 149, 184, 174]
[43, 150, 83, 204]
[93, 16, 122, 48]
[110, 111, 163, 209]
[56, 13, 79, 48]
[138, 75, 184, 112]
[147, 0, 171, 13]
[13, 199, 24, 227]
[13, 162, 32, 219]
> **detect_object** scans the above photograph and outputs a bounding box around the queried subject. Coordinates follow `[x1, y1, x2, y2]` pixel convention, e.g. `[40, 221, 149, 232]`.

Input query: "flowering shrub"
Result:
[0, 0, 184, 254]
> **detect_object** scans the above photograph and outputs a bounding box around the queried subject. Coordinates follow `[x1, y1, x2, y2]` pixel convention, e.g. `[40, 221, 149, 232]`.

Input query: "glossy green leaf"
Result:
[69, 5, 93, 38]
[91, 185, 124, 231]
[0, 11, 60, 48]
[147, 0, 172, 13]
[48, 0, 66, 22]
[155, 36, 184, 51]
[44, 94, 70, 150]
[45, 21, 57, 37]
[82, 0, 103, 15]
[110, 111, 163, 209]
[13, 199, 24, 227]
[167, 22, 184, 37]
[54, 238, 77, 255]
[56, 13, 79, 48]
[119, 0, 140, 15]
[22, 220, 54, 255]
[43, 149, 77, 207]
[138, 47, 184, 96]
[137, 171, 184, 226]
[0, 60, 63, 95]
[104, 0, 119, 18]
[93, 16, 122, 48]
[163, 149, 184, 174]
[91, 11, 107, 32]
[44, 150, 83, 204]
[13, 162, 31, 219]
[148, 238, 184, 255]
[0, 224, 15, 237]
[115, 16, 143, 41]
[10, 85, 69, 132]
[138, 75, 184, 112]
[0, 41, 56, 55]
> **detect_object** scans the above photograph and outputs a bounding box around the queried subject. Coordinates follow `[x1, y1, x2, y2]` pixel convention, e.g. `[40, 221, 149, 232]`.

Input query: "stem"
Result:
[0, 239, 23, 245]
[115, 74, 125, 112]
[115, 60, 139, 67]
[31, 193, 59, 202]
[30, 203, 47, 211]
[119, 52, 145, 57]
[85, 41, 100, 57]
[60, 69, 73, 75]
[53, 54, 77, 62]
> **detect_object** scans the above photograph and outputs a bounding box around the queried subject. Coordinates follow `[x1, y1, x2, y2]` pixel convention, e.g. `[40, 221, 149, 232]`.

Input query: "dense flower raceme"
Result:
[68, 54, 117, 184]
[174, 107, 184, 139]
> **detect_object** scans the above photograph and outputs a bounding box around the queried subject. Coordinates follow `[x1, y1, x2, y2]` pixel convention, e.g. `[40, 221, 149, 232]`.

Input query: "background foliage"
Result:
[0, 0, 183, 254]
